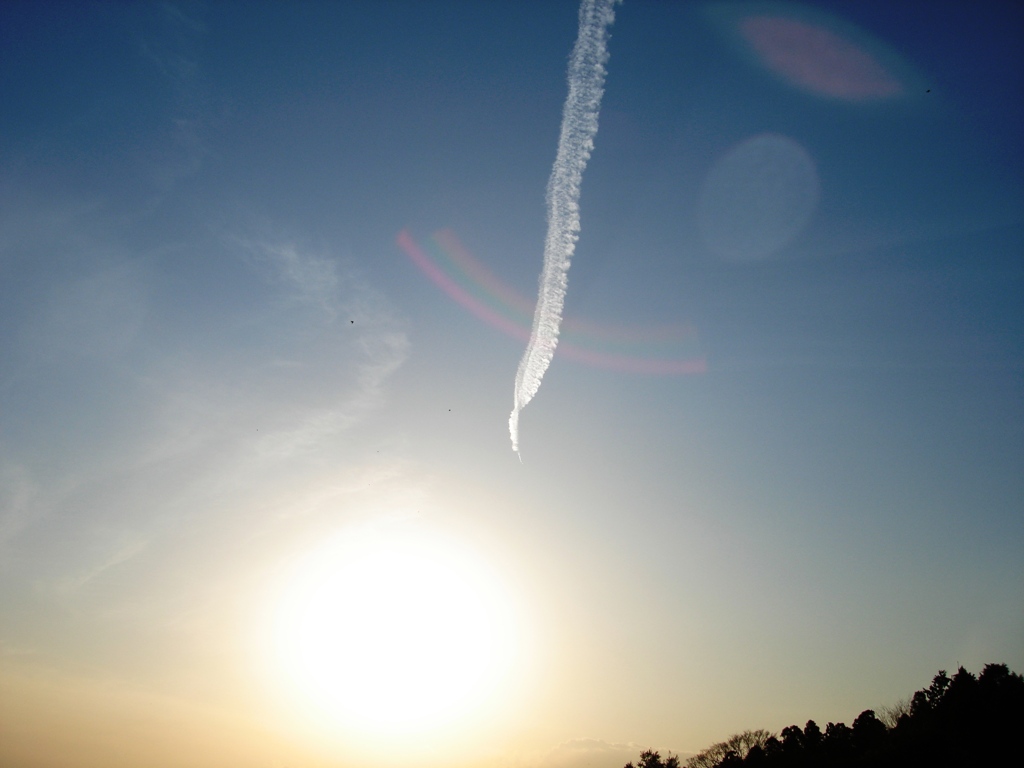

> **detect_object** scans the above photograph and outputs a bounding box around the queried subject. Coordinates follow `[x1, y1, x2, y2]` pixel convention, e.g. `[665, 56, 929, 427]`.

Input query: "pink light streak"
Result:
[398, 229, 707, 376]
[741, 15, 903, 100]
[397, 230, 530, 342]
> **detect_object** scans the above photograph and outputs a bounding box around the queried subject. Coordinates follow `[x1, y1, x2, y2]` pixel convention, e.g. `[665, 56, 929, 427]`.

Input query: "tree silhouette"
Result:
[624, 750, 681, 768]
[623, 664, 1024, 768]
[686, 730, 772, 768]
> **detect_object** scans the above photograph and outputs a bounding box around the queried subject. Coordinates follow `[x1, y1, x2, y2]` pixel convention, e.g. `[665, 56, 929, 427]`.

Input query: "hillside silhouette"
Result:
[625, 663, 1024, 768]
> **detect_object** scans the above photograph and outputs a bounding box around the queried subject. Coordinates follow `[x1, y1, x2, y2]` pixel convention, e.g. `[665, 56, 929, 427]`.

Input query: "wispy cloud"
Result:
[136, 2, 211, 190]
[0, 462, 38, 553]
[0, 226, 408, 639]
[54, 538, 150, 595]
[25, 262, 148, 362]
[242, 240, 409, 460]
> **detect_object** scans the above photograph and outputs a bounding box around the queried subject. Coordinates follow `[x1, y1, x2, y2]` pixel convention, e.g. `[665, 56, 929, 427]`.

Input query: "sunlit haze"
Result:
[267, 522, 524, 742]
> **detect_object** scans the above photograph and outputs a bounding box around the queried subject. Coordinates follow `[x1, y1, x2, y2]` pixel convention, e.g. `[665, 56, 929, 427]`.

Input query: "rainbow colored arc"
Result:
[398, 229, 706, 375]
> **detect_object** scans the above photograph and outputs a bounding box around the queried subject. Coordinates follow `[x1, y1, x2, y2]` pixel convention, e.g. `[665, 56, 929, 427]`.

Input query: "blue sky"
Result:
[1, 2, 1022, 767]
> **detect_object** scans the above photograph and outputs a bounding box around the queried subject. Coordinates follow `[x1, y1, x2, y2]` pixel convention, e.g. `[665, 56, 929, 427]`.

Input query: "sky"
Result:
[1, 1, 1022, 767]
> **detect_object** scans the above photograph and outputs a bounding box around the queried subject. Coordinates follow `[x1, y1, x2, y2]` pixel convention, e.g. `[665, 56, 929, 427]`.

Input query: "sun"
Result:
[269, 523, 521, 737]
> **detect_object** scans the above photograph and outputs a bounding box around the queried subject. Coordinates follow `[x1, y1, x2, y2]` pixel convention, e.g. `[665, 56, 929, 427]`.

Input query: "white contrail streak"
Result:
[510, 0, 620, 455]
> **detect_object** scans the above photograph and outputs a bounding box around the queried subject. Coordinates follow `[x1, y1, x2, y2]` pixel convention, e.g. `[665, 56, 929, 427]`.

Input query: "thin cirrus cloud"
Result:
[0, 224, 408, 607]
[136, 2, 211, 190]
[231, 239, 409, 461]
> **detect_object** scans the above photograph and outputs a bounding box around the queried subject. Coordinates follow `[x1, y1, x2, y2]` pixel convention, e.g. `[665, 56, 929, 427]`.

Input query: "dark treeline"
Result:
[625, 663, 1024, 768]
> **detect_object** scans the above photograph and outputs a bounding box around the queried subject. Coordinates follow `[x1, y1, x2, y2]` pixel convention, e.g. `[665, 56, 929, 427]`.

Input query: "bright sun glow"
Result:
[270, 523, 521, 737]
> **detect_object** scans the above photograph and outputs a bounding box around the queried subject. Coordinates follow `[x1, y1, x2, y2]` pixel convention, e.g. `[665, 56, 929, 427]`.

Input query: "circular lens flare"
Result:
[698, 133, 820, 262]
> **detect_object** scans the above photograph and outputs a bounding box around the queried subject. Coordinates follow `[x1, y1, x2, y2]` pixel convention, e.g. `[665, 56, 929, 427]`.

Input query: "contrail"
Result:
[510, 0, 620, 455]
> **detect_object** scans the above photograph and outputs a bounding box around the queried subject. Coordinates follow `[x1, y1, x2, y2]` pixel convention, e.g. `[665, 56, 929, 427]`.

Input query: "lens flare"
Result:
[398, 229, 706, 375]
[741, 15, 903, 100]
